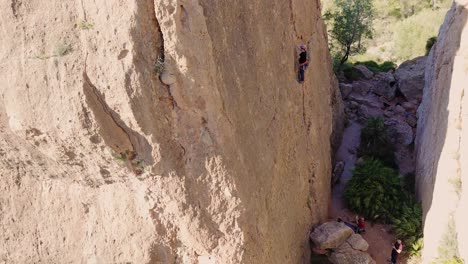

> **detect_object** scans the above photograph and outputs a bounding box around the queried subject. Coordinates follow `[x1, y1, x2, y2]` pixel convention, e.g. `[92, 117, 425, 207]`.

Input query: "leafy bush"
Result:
[354, 60, 397, 72]
[359, 117, 397, 168]
[403, 172, 416, 194]
[345, 158, 403, 221]
[425, 36, 437, 55]
[392, 202, 423, 257]
[341, 62, 362, 81]
[346, 157, 423, 256]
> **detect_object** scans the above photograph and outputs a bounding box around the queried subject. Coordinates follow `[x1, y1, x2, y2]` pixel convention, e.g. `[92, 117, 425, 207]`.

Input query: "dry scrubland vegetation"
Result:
[322, 0, 452, 64]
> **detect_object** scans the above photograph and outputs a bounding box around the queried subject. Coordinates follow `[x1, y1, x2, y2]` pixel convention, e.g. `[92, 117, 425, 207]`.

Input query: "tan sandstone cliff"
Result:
[0, 0, 339, 263]
[415, 1, 468, 263]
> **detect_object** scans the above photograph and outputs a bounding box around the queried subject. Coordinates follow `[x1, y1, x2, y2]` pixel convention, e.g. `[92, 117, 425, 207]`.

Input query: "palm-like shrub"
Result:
[345, 158, 403, 220]
[392, 202, 423, 256]
[359, 117, 397, 168]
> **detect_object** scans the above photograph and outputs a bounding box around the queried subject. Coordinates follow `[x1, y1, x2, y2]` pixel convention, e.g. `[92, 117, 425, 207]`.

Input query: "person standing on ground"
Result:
[357, 217, 366, 234]
[390, 239, 403, 264]
[298, 45, 308, 83]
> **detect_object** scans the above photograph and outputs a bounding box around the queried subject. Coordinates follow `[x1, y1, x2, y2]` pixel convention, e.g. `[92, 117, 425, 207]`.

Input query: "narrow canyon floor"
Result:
[328, 122, 409, 264]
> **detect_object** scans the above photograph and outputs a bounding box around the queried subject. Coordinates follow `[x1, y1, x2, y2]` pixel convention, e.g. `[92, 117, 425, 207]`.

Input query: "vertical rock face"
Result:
[415, 1, 468, 263]
[0, 0, 337, 263]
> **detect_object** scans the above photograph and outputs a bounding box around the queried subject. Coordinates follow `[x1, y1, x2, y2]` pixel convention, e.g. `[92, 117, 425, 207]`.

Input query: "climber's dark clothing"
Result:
[299, 51, 307, 64]
[298, 50, 308, 83]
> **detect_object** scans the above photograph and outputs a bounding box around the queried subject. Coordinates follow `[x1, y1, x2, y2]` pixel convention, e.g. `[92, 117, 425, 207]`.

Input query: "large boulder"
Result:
[329, 241, 376, 264]
[310, 222, 354, 249]
[354, 65, 374, 79]
[372, 71, 397, 100]
[346, 234, 369, 251]
[385, 118, 414, 145]
[395, 56, 427, 101]
[351, 81, 373, 96]
[348, 93, 383, 109]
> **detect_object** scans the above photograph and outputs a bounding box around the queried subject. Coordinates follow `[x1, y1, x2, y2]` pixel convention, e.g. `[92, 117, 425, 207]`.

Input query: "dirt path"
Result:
[328, 121, 405, 264]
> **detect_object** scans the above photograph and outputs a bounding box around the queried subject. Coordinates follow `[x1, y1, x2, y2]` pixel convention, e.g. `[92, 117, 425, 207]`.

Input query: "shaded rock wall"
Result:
[415, 1, 468, 262]
[0, 0, 338, 263]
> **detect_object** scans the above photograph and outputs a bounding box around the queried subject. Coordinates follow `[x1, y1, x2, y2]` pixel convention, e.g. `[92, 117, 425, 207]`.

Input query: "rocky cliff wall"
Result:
[415, 1, 468, 262]
[0, 0, 337, 263]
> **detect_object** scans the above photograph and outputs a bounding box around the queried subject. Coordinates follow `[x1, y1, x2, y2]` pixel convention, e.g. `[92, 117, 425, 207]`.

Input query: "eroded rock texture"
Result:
[415, 1, 468, 262]
[0, 0, 338, 263]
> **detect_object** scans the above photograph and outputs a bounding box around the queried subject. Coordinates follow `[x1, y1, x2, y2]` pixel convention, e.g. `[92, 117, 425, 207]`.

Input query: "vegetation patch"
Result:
[54, 42, 73, 57]
[153, 56, 165, 75]
[113, 150, 148, 175]
[392, 202, 423, 257]
[435, 215, 462, 262]
[354, 60, 397, 72]
[425, 36, 437, 55]
[340, 62, 362, 81]
[358, 117, 397, 168]
[77, 20, 94, 30]
[345, 158, 403, 221]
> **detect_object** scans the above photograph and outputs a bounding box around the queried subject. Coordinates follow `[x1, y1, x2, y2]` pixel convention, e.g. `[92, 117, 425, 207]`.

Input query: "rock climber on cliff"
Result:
[298, 45, 309, 83]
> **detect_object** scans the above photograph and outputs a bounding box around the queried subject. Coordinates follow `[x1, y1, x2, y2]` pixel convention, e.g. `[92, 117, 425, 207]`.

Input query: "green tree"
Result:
[324, 0, 374, 66]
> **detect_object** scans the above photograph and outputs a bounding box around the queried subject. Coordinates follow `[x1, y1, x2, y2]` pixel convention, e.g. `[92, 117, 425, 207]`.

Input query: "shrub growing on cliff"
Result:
[54, 43, 73, 57]
[436, 216, 462, 263]
[425, 36, 437, 55]
[359, 117, 397, 168]
[77, 20, 94, 30]
[345, 158, 403, 220]
[153, 56, 165, 75]
[392, 202, 423, 256]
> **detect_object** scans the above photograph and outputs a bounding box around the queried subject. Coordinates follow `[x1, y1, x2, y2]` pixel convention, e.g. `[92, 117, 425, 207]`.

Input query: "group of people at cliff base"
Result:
[337, 216, 366, 234]
[337, 216, 403, 264]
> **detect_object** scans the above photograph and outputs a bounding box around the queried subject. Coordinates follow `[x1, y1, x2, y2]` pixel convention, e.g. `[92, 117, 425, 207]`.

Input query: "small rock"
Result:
[346, 234, 369, 251]
[358, 105, 370, 118]
[354, 65, 374, 79]
[160, 71, 176, 85]
[356, 157, 365, 165]
[406, 114, 418, 127]
[340, 83, 353, 99]
[310, 222, 354, 250]
[394, 105, 406, 114]
[348, 101, 360, 110]
[384, 110, 394, 118]
[351, 81, 372, 96]
[332, 161, 345, 185]
[379, 96, 393, 107]
[401, 102, 416, 111]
